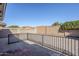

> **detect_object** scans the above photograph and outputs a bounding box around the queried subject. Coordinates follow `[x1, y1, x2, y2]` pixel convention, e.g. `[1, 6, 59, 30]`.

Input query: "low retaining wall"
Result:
[0, 28, 79, 38]
[0, 28, 36, 38]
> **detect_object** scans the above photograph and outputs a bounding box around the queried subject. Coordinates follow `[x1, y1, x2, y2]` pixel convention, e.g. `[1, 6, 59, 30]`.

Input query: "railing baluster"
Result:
[74, 39, 76, 56]
[62, 37, 64, 53]
[27, 33, 28, 40]
[55, 36, 56, 50]
[61, 37, 62, 52]
[61, 37, 63, 52]
[71, 38, 72, 56]
[54, 36, 55, 49]
[57, 36, 58, 50]
[52, 36, 54, 49]
[56, 37, 58, 50]
[61, 37, 62, 51]
[65, 36, 66, 54]
[67, 36, 69, 55]
[55, 37, 57, 50]
[59, 37, 60, 51]
[58, 36, 59, 50]
[78, 40, 79, 56]
[59, 37, 61, 51]
[52, 36, 53, 49]
[42, 35, 44, 46]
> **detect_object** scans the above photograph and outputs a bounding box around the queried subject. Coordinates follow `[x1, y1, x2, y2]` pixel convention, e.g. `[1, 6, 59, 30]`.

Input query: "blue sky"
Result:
[4, 3, 79, 26]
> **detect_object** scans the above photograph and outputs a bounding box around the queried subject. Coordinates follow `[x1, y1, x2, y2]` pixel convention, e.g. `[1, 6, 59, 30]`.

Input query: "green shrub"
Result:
[60, 20, 79, 30]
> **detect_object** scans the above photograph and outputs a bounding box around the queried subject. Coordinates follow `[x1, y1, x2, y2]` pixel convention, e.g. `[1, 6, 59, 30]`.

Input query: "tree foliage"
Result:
[8, 25, 19, 28]
[52, 22, 61, 26]
[60, 20, 79, 30]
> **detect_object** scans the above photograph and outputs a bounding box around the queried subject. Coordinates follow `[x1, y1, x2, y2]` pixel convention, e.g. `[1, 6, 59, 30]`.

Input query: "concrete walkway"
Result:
[0, 38, 65, 56]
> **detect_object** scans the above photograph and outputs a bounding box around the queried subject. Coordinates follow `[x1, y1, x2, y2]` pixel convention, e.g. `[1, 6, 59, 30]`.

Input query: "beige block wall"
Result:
[0, 25, 79, 38]
[36, 26, 46, 34]
[47, 25, 60, 35]
[8, 27, 79, 37]
[36, 25, 65, 36]
[9, 28, 36, 33]
[0, 27, 36, 38]
[36, 25, 79, 37]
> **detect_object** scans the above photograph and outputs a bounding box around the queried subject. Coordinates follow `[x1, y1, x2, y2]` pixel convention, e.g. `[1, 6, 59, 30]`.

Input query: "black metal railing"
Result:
[8, 33, 79, 56]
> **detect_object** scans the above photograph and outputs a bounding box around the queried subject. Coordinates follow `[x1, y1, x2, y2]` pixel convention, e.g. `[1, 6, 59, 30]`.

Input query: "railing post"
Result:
[27, 33, 28, 40]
